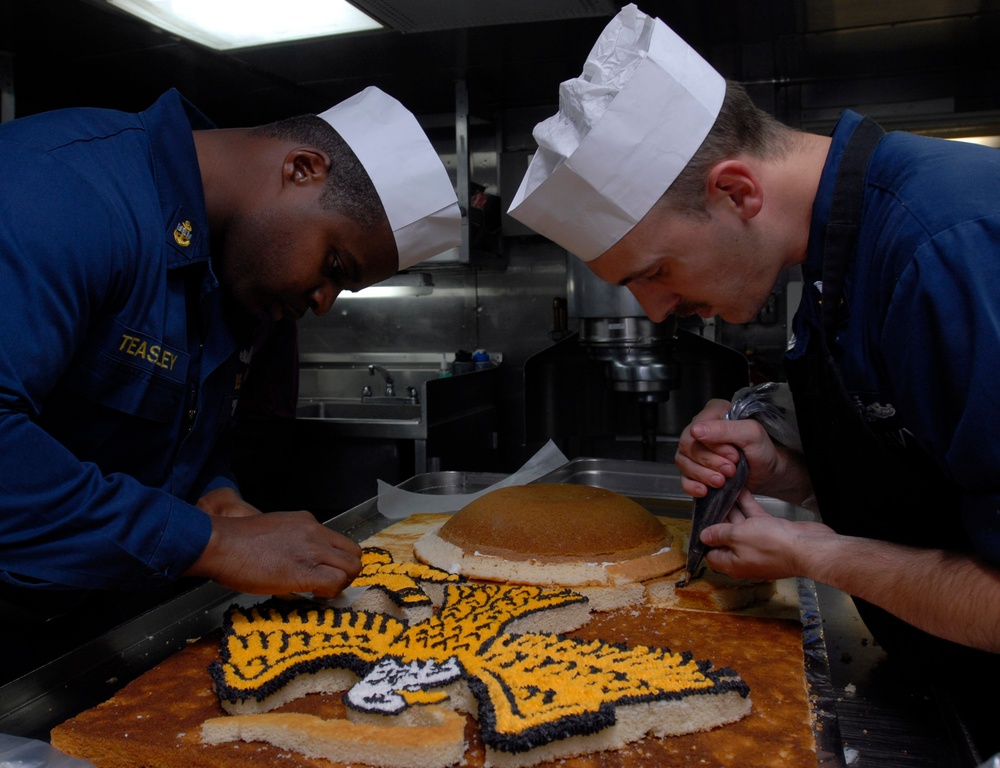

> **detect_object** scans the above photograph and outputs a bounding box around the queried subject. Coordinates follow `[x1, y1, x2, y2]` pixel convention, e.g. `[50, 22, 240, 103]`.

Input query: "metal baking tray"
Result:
[531, 459, 982, 768]
[535, 456, 808, 520]
[0, 458, 975, 766]
[531, 458, 844, 767]
[0, 471, 509, 740]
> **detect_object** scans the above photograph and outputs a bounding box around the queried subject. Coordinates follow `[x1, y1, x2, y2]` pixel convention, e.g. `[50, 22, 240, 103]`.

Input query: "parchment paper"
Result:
[375, 440, 568, 520]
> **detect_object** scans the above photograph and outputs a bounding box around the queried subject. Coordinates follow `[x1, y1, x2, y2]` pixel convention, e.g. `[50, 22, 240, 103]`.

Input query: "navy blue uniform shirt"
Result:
[790, 110, 1000, 561]
[0, 90, 260, 590]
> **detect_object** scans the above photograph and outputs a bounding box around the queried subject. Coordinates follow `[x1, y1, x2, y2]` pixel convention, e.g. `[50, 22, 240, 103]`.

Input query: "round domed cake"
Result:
[437, 484, 667, 561]
[412, 484, 686, 603]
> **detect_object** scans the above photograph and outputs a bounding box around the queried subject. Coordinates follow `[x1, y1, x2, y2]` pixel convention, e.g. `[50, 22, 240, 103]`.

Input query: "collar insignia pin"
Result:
[173, 220, 193, 247]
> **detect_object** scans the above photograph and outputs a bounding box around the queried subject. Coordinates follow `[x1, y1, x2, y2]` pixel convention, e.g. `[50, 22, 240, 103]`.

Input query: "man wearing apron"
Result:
[509, 4, 1000, 757]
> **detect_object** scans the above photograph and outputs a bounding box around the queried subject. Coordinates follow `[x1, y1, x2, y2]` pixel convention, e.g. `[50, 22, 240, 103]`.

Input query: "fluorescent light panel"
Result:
[339, 272, 434, 299]
[950, 135, 1000, 149]
[108, 0, 382, 50]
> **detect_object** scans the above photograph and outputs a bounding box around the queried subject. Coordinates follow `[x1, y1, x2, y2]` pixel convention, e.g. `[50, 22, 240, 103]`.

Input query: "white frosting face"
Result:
[346, 657, 463, 714]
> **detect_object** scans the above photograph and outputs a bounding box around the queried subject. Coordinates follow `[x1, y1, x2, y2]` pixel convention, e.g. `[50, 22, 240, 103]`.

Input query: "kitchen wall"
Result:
[295, 100, 789, 471]
[5, 0, 999, 477]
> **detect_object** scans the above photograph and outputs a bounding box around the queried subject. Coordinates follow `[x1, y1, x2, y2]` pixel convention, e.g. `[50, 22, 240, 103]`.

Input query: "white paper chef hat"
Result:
[507, 4, 725, 262]
[318, 87, 461, 270]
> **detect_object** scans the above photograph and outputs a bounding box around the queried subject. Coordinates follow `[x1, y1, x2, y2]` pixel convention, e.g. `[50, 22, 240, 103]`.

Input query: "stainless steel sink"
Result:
[293, 361, 501, 470]
[296, 399, 421, 422]
[362, 396, 419, 407]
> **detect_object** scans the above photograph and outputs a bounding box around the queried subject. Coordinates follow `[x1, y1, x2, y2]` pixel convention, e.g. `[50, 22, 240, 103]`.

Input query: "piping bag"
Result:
[676, 382, 801, 587]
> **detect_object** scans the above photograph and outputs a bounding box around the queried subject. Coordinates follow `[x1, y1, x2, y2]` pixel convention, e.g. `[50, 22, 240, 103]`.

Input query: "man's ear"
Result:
[283, 147, 330, 187]
[706, 160, 763, 220]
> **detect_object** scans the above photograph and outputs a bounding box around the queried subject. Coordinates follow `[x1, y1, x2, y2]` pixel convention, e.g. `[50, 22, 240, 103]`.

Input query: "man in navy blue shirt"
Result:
[510, 5, 1000, 666]
[0, 87, 459, 606]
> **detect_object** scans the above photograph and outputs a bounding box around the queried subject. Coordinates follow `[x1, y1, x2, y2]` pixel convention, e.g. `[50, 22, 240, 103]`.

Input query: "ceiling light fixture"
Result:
[949, 135, 1000, 149]
[107, 0, 382, 51]
[338, 272, 434, 300]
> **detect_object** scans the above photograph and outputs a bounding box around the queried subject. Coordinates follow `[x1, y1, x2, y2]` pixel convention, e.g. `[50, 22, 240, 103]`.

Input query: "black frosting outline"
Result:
[469, 633, 751, 754]
[209, 598, 405, 704]
[355, 546, 465, 608]
[210, 585, 751, 755]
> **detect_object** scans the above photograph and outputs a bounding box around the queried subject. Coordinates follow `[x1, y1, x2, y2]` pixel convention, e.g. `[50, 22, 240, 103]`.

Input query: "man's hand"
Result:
[675, 398, 813, 505]
[700, 490, 834, 581]
[700, 491, 1000, 653]
[183, 509, 363, 598]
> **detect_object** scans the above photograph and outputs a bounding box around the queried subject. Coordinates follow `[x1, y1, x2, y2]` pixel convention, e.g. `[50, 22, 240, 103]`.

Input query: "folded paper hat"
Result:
[507, 4, 725, 262]
[319, 87, 461, 270]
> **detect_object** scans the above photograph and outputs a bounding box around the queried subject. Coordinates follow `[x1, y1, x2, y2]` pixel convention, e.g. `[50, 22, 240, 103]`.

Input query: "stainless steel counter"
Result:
[0, 459, 986, 766]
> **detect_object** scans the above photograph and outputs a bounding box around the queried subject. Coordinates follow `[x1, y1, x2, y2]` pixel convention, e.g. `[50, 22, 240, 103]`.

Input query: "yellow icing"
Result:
[352, 547, 462, 606]
[218, 549, 728, 741]
[400, 689, 450, 706]
[220, 607, 404, 694]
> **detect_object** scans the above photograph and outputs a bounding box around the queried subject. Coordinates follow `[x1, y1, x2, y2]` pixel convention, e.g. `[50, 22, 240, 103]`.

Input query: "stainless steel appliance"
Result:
[566, 257, 680, 460]
[231, 353, 501, 517]
[524, 259, 749, 462]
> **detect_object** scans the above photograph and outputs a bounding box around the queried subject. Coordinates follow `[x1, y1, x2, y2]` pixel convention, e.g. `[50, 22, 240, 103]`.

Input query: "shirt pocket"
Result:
[38, 338, 188, 482]
[60, 319, 188, 424]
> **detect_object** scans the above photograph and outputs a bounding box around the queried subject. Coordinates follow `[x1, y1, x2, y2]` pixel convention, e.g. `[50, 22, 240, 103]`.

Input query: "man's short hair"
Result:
[251, 115, 389, 230]
[662, 80, 797, 215]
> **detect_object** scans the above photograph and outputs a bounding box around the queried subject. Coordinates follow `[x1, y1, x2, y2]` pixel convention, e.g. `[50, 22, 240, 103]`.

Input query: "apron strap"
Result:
[820, 117, 885, 341]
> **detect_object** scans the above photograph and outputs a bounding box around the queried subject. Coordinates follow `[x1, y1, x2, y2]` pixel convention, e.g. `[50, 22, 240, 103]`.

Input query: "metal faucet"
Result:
[367, 364, 395, 397]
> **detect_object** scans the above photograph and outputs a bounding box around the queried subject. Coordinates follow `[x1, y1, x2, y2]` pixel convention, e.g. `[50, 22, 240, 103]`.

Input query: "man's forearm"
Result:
[196, 487, 262, 517]
[802, 534, 1000, 652]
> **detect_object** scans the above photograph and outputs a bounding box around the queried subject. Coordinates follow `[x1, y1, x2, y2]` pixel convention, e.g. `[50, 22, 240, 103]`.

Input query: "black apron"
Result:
[784, 117, 999, 671]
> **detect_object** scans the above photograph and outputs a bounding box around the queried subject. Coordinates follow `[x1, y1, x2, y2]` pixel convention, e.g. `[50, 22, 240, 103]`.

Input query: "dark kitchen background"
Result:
[3, 0, 999, 513]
